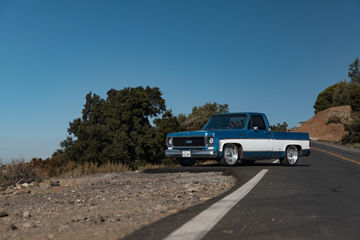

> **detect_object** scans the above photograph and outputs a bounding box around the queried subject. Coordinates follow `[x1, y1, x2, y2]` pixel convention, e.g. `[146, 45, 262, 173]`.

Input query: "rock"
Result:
[10, 224, 17, 230]
[23, 211, 31, 218]
[21, 183, 29, 188]
[23, 222, 35, 228]
[0, 210, 9, 218]
[50, 180, 60, 187]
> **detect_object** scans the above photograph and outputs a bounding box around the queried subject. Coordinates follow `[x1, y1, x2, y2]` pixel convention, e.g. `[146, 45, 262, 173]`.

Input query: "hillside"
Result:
[295, 106, 351, 142]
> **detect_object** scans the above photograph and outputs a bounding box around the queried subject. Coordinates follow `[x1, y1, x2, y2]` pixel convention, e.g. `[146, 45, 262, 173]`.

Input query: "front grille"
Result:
[173, 137, 205, 147]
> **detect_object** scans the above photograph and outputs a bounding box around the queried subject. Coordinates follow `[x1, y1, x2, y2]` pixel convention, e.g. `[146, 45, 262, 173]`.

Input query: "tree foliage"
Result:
[349, 85, 360, 112]
[59, 86, 180, 169]
[178, 102, 229, 131]
[349, 57, 360, 85]
[313, 57, 360, 114]
[313, 83, 341, 113]
[342, 113, 360, 144]
[270, 122, 288, 132]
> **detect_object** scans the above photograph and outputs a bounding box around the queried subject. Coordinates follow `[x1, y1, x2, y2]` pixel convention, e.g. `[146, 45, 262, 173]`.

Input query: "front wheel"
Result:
[282, 146, 299, 166]
[220, 144, 239, 166]
[176, 158, 196, 167]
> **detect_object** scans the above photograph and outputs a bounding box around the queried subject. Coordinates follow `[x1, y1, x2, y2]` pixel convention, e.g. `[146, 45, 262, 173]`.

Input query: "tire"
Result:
[176, 158, 196, 167]
[282, 145, 299, 166]
[221, 144, 239, 166]
[241, 160, 255, 165]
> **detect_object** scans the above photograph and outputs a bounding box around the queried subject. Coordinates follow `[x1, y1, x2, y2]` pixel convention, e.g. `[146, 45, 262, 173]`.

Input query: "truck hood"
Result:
[167, 129, 249, 138]
[167, 130, 213, 137]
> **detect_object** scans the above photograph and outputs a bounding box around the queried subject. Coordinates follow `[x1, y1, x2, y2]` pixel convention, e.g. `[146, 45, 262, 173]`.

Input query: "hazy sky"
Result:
[0, 0, 359, 161]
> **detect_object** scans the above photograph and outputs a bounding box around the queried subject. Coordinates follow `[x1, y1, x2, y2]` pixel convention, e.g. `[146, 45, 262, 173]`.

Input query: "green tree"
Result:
[152, 110, 181, 164]
[270, 122, 288, 132]
[349, 57, 360, 85]
[179, 102, 229, 131]
[313, 83, 339, 113]
[59, 86, 176, 169]
[349, 85, 360, 112]
[332, 81, 354, 106]
[342, 113, 360, 144]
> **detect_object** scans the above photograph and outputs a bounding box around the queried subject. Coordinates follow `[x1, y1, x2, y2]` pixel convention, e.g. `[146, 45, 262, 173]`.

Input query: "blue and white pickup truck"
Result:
[165, 112, 310, 166]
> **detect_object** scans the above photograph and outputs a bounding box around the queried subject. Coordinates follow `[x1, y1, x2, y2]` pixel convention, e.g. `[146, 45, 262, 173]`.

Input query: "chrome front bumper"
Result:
[165, 149, 219, 159]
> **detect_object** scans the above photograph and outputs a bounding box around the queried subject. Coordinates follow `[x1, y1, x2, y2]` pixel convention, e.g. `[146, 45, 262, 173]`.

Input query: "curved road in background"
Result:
[125, 141, 360, 240]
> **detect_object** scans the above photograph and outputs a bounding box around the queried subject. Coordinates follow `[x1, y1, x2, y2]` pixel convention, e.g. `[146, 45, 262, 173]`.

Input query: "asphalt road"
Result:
[125, 141, 360, 240]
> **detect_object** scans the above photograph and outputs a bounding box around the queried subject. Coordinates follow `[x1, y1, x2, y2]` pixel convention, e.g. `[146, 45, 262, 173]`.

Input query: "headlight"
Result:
[168, 137, 173, 145]
[208, 137, 214, 144]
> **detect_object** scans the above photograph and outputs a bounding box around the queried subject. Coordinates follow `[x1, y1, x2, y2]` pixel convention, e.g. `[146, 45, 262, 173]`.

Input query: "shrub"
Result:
[326, 115, 342, 125]
[342, 113, 360, 144]
[350, 86, 360, 112]
[0, 160, 42, 188]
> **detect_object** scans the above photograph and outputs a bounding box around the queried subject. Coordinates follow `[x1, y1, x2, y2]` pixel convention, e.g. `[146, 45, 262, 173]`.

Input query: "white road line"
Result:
[272, 159, 280, 164]
[164, 169, 269, 240]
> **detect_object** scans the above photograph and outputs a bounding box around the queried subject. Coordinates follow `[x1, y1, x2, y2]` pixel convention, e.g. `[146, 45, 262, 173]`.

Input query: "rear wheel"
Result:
[282, 145, 299, 166]
[221, 144, 239, 166]
[176, 158, 196, 167]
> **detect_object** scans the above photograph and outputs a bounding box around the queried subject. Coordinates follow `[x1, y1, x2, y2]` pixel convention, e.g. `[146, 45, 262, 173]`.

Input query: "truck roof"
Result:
[212, 112, 265, 116]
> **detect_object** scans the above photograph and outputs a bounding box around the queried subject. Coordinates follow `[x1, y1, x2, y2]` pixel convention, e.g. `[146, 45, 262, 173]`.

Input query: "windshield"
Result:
[203, 114, 248, 130]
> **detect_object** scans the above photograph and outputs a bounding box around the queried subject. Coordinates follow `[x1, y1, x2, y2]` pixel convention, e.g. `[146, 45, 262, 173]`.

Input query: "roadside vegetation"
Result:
[1, 87, 230, 188]
[270, 122, 288, 132]
[313, 57, 360, 147]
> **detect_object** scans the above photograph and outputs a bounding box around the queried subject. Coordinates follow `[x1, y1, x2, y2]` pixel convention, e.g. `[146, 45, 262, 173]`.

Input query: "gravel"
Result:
[0, 171, 235, 240]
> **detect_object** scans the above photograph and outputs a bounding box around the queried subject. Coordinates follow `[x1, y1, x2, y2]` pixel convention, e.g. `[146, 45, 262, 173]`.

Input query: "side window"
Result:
[249, 115, 266, 130]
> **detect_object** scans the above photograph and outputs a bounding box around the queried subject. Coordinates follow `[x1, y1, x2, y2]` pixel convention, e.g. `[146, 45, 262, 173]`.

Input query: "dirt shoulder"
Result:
[0, 171, 235, 240]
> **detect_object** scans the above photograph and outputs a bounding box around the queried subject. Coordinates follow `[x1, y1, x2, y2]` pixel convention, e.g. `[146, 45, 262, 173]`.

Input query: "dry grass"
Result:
[0, 159, 42, 188]
[60, 161, 132, 177]
[345, 143, 360, 149]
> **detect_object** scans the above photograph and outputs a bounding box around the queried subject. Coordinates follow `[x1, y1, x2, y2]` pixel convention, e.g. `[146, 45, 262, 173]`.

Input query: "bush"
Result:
[178, 102, 229, 131]
[0, 160, 42, 188]
[326, 115, 342, 125]
[270, 122, 288, 132]
[350, 86, 360, 112]
[342, 113, 360, 144]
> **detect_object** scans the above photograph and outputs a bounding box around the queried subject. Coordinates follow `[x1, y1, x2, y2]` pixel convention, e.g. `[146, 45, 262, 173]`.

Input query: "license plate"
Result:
[182, 151, 191, 158]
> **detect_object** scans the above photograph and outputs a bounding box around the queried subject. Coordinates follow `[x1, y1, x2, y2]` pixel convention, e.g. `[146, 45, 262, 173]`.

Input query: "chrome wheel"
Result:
[284, 146, 299, 166]
[222, 144, 239, 166]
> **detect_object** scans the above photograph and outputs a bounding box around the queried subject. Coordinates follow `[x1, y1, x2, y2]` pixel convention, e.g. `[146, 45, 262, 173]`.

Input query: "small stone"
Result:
[0, 210, 9, 218]
[22, 222, 34, 228]
[21, 183, 29, 188]
[50, 180, 60, 187]
[10, 224, 17, 230]
[23, 211, 31, 218]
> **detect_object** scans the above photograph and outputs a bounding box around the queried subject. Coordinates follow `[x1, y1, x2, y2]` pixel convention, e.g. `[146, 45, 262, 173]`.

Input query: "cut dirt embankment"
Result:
[295, 106, 351, 142]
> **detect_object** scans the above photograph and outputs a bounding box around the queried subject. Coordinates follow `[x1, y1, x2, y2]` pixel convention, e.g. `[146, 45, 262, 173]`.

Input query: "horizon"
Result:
[1, 0, 359, 161]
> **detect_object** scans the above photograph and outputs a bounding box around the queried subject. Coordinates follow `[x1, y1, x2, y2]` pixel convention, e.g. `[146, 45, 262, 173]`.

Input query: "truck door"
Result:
[244, 115, 273, 160]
